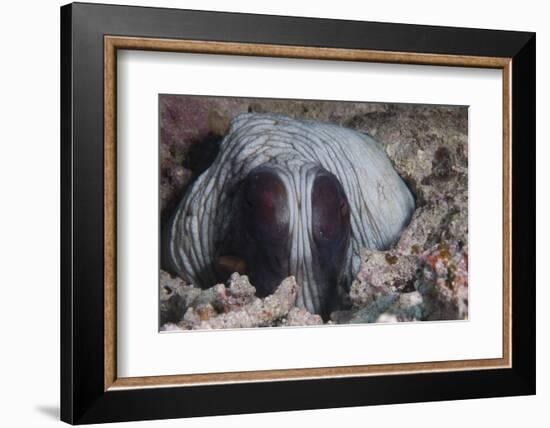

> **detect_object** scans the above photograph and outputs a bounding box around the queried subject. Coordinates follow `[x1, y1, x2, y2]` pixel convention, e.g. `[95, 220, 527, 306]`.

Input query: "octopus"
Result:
[166, 113, 415, 319]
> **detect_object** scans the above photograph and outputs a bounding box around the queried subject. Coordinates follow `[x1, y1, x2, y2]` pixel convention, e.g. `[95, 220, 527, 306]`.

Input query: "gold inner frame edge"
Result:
[104, 35, 512, 391]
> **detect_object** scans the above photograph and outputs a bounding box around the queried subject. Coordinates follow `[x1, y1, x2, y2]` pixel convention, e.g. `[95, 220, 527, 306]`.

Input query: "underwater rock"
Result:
[416, 242, 469, 320]
[160, 271, 324, 330]
[349, 249, 418, 306]
[160, 98, 469, 327]
[395, 203, 450, 255]
[181, 276, 299, 330]
[333, 206, 468, 323]
[349, 291, 424, 323]
[281, 307, 324, 326]
[159, 271, 201, 325]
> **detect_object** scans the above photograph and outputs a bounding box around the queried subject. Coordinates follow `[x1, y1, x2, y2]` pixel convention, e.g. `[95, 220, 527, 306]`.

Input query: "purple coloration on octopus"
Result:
[235, 166, 351, 318]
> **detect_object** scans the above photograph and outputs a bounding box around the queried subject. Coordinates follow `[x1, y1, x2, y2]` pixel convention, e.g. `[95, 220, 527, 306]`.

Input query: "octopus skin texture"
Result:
[167, 113, 415, 318]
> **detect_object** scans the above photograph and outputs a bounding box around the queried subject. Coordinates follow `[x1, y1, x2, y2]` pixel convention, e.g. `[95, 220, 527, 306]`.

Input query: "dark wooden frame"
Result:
[61, 2, 536, 424]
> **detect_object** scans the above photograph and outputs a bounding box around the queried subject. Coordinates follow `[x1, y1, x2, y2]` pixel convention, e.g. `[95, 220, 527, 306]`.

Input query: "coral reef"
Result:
[160, 271, 323, 330]
[159, 96, 468, 329]
[335, 228, 468, 324]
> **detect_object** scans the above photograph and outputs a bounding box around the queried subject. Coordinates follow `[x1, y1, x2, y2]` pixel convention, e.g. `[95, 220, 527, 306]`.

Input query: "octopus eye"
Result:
[340, 200, 349, 218]
[312, 172, 350, 244]
[242, 168, 289, 242]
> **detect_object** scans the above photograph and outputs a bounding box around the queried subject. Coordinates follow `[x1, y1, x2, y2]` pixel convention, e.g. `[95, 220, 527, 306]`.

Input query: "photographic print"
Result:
[61, 6, 534, 422]
[159, 95, 468, 331]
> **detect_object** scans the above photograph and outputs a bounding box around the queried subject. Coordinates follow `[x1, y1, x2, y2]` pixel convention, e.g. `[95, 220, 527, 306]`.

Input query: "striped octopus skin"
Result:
[167, 113, 415, 317]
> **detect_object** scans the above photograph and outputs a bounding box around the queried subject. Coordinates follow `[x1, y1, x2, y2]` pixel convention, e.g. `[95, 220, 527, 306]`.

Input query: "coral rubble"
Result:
[160, 98, 468, 329]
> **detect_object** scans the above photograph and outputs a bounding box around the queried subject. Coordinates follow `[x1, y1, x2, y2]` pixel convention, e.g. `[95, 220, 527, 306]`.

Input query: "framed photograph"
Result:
[60, 2, 535, 424]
